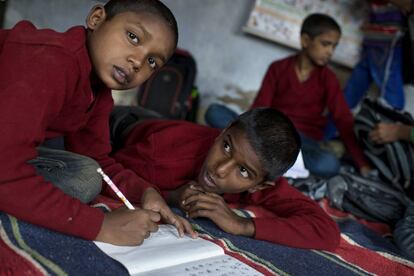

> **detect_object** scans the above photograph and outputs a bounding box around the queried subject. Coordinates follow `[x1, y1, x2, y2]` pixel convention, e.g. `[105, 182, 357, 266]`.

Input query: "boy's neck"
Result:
[295, 53, 317, 83]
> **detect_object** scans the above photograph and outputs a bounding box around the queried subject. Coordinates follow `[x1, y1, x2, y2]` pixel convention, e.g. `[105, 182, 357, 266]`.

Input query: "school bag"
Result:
[137, 48, 199, 121]
[109, 105, 163, 152]
[327, 169, 411, 225]
[354, 98, 414, 198]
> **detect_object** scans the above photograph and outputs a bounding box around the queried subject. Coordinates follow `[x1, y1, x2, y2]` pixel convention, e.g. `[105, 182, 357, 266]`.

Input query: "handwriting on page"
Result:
[95, 225, 263, 276]
[138, 255, 263, 276]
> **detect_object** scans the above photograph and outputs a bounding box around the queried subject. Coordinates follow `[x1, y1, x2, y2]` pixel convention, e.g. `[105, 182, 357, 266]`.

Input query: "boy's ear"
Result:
[86, 5, 107, 30]
[247, 181, 275, 193]
[300, 33, 311, 49]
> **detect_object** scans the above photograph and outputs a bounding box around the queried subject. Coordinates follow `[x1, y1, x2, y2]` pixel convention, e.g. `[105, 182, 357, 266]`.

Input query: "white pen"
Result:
[97, 168, 135, 210]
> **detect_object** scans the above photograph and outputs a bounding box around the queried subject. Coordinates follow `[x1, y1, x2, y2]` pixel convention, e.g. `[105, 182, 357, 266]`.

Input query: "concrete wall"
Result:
[4, 0, 413, 119]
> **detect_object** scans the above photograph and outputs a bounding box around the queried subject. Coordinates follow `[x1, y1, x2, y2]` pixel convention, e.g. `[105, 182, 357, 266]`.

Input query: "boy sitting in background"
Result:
[112, 108, 340, 251]
[0, 0, 194, 247]
[205, 13, 371, 178]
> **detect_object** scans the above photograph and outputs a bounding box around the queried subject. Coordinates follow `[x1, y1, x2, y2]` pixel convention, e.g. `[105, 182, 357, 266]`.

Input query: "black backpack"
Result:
[327, 170, 411, 225]
[109, 105, 163, 152]
[354, 98, 414, 197]
[137, 49, 199, 121]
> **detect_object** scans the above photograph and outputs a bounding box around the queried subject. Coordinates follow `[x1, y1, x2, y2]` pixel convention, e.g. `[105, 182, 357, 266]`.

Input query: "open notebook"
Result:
[95, 225, 263, 276]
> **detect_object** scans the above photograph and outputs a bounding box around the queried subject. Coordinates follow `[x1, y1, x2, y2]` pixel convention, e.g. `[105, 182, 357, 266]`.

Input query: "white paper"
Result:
[138, 255, 263, 276]
[284, 150, 309, 179]
[95, 225, 263, 275]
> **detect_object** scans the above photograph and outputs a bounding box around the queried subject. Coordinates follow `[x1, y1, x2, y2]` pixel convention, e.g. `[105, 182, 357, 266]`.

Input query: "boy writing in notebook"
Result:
[205, 13, 371, 178]
[113, 108, 340, 250]
[0, 0, 195, 246]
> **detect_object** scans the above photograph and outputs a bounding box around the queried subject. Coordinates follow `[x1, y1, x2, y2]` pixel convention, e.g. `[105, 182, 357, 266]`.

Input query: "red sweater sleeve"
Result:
[324, 70, 369, 168]
[0, 28, 103, 240]
[251, 62, 280, 108]
[64, 90, 157, 205]
[234, 178, 340, 251]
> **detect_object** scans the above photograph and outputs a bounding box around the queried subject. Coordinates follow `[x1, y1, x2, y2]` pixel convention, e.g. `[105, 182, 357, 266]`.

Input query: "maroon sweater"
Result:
[252, 55, 368, 168]
[0, 21, 154, 240]
[113, 120, 340, 250]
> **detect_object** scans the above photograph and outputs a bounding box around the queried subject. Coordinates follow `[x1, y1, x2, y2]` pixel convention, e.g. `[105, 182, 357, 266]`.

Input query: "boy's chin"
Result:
[310, 61, 325, 67]
[99, 75, 133, 90]
[315, 58, 329, 67]
[106, 81, 132, 91]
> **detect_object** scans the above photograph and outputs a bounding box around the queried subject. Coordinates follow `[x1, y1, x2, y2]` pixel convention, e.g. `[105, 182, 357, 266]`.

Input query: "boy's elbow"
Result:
[320, 221, 341, 251]
[308, 215, 341, 251]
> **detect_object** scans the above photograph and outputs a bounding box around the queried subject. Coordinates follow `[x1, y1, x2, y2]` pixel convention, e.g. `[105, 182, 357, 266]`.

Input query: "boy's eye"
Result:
[148, 57, 158, 70]
[239, 167, 249, 178]
[223, 141, 231, 153]
[127, 31, 139, 44]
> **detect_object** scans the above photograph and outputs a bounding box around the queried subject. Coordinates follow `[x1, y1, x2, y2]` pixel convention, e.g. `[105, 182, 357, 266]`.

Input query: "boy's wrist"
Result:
[237, 217, 255, 237]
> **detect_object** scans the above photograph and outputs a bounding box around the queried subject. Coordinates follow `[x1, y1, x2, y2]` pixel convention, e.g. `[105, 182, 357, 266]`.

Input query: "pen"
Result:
[97, 168, 135, 210]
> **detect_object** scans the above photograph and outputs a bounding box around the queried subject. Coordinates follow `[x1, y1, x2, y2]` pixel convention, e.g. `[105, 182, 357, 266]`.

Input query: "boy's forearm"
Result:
[252, 216, 340, 251]
[235, 217, 255, 237]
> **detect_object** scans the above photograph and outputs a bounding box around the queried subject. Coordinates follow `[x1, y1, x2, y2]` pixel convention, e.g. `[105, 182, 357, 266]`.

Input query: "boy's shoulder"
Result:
[267, 55, 297, 72]
[122, 120, 220, 163]
[126, 119, 220, 148]
[271, 55, 296, 66]
[234, 176, 315, 204]
[5, 20, 86, 54]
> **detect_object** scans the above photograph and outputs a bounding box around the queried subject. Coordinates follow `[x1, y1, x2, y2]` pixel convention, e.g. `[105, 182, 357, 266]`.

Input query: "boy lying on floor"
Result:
[112, 108, 340, 251]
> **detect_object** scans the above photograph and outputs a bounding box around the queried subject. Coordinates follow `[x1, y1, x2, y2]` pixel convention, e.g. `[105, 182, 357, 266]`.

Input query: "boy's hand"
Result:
[183, 190, 255, 237]
[369, 123, 401, 144]
[141, 187, 197, 238]
[95, 207, 160, 246]
[169, 181, 202, 211]
[359, 165, 373, 178]
[369, 123, 412, 144]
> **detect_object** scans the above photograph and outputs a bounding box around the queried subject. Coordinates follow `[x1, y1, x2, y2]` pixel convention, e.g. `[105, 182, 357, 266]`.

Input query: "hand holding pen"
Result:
[98, 168, 197, 239]
[95, 168, 161, 245]
[97, 168, 135, 210]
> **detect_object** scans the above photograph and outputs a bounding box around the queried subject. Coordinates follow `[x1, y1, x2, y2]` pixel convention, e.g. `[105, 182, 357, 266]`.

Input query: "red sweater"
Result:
[252, 55, 368, 168]
[113, 120, 340, 250]
[0, 21, 154, 240]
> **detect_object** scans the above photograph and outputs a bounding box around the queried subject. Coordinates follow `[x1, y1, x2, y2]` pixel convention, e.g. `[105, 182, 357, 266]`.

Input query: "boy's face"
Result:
[86, 6, 176, 90]
[301, 30, 340, 66]
[197, 126, 273, 194]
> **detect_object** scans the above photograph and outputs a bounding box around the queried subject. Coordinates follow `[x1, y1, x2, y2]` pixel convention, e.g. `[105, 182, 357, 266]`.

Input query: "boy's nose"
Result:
[214, 159, 233, 178]
[327, 46, 334, 56]
[128, 56, 143, 73]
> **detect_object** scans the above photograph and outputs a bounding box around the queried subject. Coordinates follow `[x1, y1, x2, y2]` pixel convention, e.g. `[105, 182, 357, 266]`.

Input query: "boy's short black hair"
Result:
[231, 108, 301, 181]
[300, 13, 341, 39]
[104, 0, 178, 47]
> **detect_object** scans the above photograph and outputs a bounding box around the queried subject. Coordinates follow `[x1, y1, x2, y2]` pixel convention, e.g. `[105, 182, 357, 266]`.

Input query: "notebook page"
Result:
[95, 224, 224, 275]
[137, 254, 264, 276]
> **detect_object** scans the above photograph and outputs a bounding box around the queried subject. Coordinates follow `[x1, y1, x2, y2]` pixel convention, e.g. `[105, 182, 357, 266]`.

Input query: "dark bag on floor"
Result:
[354, 98, 414, 197]
[328, 170, 411, 225]
[109, 105, 163, 152]
[137, 49, 199, 121]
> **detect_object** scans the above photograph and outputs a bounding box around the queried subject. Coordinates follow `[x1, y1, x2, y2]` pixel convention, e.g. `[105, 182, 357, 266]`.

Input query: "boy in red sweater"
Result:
[0, 0, 195, 246]
[113, 108, 340, 250]
[205, 13, 371, 178]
